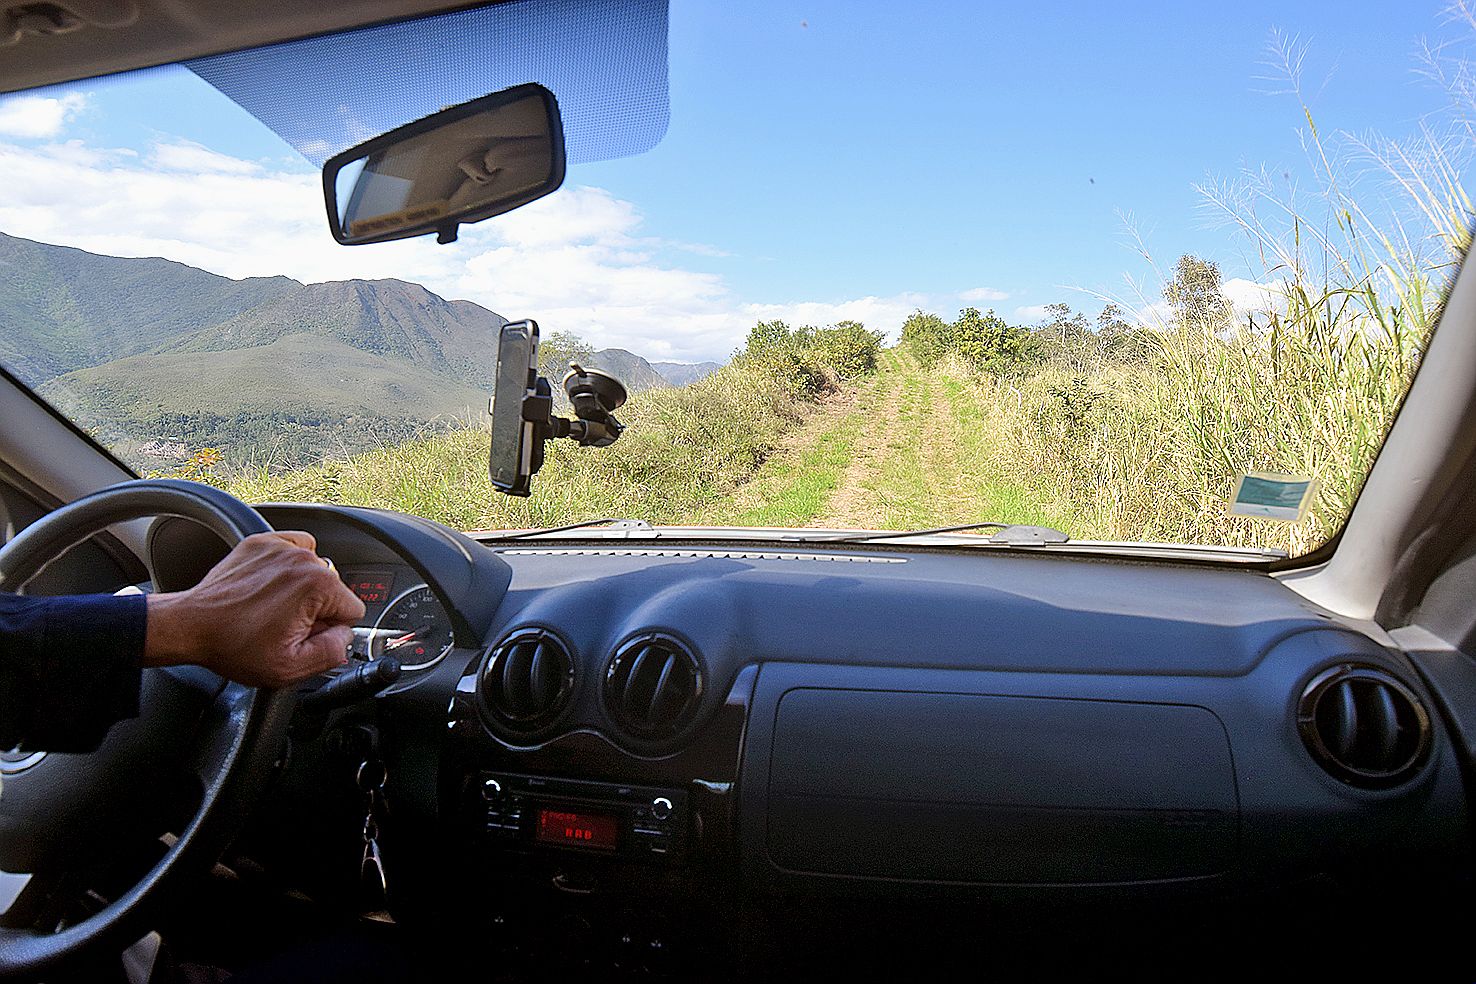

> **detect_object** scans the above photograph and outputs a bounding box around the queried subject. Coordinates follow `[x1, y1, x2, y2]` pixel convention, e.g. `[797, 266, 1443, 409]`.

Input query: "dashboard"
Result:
[145, 503, 1474, 977]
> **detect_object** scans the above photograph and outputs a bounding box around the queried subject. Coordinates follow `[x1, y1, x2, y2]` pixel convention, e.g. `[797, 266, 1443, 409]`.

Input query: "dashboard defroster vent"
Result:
[604, 633, 703, 741]
[1298, 664, 1432, 789]
[480, 629, 574, 732]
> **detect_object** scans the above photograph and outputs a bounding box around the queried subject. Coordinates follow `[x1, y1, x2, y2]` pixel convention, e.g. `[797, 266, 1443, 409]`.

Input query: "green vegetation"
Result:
[224, 324, 885, 530]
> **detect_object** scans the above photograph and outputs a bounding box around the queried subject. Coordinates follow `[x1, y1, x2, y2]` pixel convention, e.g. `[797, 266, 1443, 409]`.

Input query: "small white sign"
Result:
[1228, 471, 1317, 523]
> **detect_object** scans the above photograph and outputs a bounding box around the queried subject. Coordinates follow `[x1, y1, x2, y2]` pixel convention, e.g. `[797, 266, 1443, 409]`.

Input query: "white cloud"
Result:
[151, 140, 263, 175]
[1014, 304, 1052, 322]
[0, 133, 940, 362]
[1221, 277, 1280, 315]
[0, 93, 86, 139]
[959, 286, 1009, 302]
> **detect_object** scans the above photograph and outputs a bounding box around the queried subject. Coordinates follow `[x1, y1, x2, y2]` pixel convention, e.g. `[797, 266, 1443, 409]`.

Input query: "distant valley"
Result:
[0, 231, 720, 470]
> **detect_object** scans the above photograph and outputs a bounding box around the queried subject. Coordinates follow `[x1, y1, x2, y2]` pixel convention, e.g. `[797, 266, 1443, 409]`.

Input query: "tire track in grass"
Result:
[813, 350, 909, 528]
[701, 373, 883, 527]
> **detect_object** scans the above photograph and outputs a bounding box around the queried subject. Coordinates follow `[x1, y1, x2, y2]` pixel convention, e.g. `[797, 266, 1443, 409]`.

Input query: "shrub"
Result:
[813, 320, 885, 379]
[903, 306, 1037, 376]
[734, 318, 883, 390]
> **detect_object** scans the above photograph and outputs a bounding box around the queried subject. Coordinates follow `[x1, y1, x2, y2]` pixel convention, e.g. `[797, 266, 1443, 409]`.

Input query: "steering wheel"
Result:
[0, 479, 294, 979]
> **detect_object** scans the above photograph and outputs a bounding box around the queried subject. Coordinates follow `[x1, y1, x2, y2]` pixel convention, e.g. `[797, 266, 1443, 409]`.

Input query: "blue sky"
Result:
[0, 0, 1464, 361]
[620, 0, 1455, 299]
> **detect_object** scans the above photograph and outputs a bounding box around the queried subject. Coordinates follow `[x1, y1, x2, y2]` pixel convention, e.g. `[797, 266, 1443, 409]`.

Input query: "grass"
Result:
[927, 282, 1442, 555]
[720, 425, 857, 527]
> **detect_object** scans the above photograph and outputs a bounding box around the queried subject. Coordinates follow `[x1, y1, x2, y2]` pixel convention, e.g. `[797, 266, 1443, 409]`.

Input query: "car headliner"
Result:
[1, 0, 498, 95]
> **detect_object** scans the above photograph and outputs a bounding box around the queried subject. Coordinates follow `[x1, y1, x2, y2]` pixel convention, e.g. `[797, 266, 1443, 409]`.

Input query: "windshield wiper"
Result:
[488, 518, 655, 540]
[825, 522, 1070, 546]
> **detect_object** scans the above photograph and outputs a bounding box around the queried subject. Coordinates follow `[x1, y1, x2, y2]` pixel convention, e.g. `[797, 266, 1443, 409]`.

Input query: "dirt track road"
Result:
[706, 348, 1057, 531]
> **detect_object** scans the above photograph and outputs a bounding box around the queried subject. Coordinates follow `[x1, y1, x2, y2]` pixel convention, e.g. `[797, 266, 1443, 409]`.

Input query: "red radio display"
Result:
[535, 808, 619, 851]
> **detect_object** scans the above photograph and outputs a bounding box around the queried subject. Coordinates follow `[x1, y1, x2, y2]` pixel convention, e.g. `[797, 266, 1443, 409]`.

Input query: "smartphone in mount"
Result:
[488, 319, 540, 495]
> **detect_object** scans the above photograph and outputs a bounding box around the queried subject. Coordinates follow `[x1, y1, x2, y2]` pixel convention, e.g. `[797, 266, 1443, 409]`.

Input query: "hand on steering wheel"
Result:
[146, 530, 363, 688]
[0, 479, 350, 979]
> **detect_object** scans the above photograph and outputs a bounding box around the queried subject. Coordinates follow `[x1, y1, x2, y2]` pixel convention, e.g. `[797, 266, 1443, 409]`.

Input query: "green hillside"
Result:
[155, 278, 508, 390]
[0, 231, 295, 384]
[41, 333, 492, 468]
[0, 232, 513, 469]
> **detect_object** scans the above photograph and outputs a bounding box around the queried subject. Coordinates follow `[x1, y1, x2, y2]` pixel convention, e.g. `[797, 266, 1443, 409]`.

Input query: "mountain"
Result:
[41, 334, 491, 467]
[0, 231, 509, 467]
[587, 348, 670, 393]
[0, 230, 698, 471]
[652, 361, 722, 386]
[157, 278, 507, 389]
[0, 231, 296, 385]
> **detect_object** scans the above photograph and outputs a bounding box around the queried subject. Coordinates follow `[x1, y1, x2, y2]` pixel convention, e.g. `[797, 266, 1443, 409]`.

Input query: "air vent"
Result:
[1298, 664, 1432, 788]
[480, 629, 574, 732]
[604, 633, 703, 741]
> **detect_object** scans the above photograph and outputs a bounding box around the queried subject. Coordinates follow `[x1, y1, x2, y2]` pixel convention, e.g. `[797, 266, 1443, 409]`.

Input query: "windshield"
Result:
[1, 0, 1470, 557]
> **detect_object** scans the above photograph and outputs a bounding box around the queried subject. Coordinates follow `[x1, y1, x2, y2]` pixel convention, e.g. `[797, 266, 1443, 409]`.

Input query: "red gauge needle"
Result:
[383, 629, 427, 650]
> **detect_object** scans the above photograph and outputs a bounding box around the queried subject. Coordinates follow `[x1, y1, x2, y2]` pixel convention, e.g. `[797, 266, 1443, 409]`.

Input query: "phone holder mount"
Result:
[520, 362, 627, 479]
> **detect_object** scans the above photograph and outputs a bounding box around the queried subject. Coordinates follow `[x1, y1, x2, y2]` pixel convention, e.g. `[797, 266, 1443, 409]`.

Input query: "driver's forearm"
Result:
[0, 592, 145, 753]
[142, 591, 205, 668]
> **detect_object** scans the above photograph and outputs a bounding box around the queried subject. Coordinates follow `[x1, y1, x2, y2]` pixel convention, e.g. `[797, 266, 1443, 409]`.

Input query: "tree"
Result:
[1096, 303, 1131, 337]
[1163, 254, 1232, 329]
[953, 307, 1035, 375]
[538, 329, 595, 380]
[1039, 303, 1090, 346]
[1095, 303, 1157, 366]
[814, 320, 885, 378]
[1029, 303, 1094, 372]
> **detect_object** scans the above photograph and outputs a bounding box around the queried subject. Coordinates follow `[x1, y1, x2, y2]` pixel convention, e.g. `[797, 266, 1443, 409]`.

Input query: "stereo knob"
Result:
[651, 796, 673, 821]
[482, 778, 503, 801]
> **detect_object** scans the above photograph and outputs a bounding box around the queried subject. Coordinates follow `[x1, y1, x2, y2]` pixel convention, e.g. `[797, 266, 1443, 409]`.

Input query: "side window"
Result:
[0, 479, 42, 548]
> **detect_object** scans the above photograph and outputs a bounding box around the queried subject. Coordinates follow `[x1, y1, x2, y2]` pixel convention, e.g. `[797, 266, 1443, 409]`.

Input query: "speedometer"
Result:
[369, 584, 455, 670]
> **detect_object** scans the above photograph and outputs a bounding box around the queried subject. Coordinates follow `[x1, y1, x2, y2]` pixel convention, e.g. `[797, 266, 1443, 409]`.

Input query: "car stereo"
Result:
[476, 772, 687, 861]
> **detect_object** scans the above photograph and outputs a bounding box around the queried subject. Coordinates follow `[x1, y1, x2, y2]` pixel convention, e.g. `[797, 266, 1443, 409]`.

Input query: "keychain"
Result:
[356, 758, 391, 917]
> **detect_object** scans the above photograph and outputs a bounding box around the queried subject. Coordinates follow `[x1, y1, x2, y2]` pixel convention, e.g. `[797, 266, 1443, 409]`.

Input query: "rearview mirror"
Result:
[322, 82, 566, 246]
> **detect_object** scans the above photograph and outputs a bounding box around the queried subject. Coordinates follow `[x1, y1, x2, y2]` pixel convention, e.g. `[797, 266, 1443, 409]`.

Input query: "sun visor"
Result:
[184, 0, 669, 167]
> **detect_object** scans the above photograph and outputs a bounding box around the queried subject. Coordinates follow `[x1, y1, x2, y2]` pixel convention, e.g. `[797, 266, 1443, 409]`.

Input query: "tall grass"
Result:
[950, 32, 1473, 555]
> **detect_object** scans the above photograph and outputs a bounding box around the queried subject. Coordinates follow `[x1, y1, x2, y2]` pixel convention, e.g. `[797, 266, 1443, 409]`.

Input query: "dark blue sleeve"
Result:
[0, 593, 147, 753]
